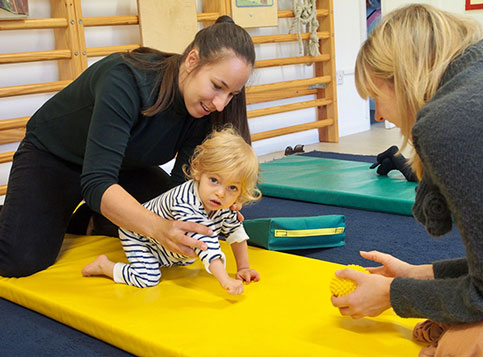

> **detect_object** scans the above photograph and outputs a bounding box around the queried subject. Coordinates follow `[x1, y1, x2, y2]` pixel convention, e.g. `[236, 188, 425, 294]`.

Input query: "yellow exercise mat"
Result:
[0, 235, 424, 356]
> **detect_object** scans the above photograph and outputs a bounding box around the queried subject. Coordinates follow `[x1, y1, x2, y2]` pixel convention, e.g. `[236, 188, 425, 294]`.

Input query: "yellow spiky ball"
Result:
[330, 264, 370, 297]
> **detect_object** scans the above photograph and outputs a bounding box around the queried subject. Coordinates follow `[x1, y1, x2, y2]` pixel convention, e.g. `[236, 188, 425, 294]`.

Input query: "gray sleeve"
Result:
[390, 273, 483, 324]
[433, 258, 468, 279]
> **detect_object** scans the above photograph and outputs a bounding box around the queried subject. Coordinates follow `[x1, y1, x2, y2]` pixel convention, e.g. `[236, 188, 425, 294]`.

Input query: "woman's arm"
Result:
[361, 250, 434, 280]
[100, 184, 210, 257]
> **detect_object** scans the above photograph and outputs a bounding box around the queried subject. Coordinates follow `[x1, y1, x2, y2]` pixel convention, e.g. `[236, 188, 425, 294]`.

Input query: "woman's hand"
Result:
[155, 218, 211, 257]
[360, 250, 413, 278]
[100, 184, 210, 258]
[360, 250, 434, 279]
[331, 268, 393, 319]
[230, 203, 244, 221]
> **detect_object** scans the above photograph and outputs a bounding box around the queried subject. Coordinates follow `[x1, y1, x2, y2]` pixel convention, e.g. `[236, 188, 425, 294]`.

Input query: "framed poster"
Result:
[231, 0, 278, 28]
[466, 0, 483, 10]
[0, 0, 28, 20]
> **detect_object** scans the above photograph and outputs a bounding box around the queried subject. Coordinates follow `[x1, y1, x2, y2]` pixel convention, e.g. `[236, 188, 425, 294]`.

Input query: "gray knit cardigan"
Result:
[390, 40, 483, 324]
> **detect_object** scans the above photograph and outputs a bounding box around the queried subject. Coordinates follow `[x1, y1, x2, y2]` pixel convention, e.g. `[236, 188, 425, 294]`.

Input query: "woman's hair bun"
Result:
[215, 15, 235, 24]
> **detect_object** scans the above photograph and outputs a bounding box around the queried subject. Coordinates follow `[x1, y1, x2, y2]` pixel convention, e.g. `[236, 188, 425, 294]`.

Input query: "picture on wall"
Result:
[466, 0, 483, 10]
[0, 0, 29, 19]
[236, 0, 273, 6]
[231, 0, 277, 28]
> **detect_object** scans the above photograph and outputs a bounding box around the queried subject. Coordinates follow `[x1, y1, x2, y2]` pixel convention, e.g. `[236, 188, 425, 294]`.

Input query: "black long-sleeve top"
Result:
[26, 53, 211, 213]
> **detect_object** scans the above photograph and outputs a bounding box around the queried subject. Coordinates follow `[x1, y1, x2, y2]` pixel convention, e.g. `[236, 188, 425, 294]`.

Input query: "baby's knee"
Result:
[131, 271, 161, 288]
[137, 275, 161, 288]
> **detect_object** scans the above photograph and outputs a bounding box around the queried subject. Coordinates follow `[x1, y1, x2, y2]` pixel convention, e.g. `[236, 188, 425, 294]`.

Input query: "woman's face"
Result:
[179, 50, 252, 118]
[372, 77, 401, 128]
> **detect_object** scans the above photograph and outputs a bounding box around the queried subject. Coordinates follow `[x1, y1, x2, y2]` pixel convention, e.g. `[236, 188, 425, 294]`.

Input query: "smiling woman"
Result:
[0, 15, 256, 279]
[178, 53, 252, 118]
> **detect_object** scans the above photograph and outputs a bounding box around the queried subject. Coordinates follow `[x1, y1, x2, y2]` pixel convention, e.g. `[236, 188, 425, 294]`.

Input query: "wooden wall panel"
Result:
[0, 0, 338, 197]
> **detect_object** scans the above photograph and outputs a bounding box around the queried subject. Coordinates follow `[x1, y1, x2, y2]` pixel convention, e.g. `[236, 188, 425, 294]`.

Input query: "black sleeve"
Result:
[80, 64, 141, 212]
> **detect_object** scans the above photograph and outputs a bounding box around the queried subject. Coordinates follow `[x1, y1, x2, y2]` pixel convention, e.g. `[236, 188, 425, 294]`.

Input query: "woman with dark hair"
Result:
[0, 16, 256, 278]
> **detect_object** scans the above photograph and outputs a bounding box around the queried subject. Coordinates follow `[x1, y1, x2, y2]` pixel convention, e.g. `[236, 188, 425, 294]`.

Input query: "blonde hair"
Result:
[355, 4, 482, 178]
[184, 127, 261, 205]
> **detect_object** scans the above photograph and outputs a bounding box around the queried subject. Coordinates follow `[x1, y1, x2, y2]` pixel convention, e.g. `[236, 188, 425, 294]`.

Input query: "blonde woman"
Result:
[331, 4, 482, 355]
[83, 128, 261, 295]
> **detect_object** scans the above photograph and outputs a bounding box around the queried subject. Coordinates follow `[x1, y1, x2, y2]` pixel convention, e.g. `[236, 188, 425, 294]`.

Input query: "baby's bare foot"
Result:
[82, 254, 109, 277]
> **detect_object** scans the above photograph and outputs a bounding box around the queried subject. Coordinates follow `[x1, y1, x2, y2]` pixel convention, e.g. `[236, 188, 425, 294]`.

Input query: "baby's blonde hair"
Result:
[355, 4, 482, 179]
[184, 127, 261, 205]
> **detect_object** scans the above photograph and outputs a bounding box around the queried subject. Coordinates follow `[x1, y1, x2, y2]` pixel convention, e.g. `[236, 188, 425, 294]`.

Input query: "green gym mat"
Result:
[258, 155, 417, 216]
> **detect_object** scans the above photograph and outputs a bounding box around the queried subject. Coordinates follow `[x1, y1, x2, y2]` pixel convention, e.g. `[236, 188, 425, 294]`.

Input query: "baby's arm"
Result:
[231, 240, 260, 284]
[209, 258, 244, 295]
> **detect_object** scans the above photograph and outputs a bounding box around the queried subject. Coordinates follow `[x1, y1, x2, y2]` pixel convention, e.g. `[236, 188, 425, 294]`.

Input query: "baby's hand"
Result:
[236, 268, 260, 284]
[222, 278, 244, 295]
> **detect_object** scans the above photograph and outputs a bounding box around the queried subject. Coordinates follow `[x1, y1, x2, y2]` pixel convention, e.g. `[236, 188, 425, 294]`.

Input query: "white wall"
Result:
[333, 0, 370, 137]
[248, 0, 369, 156]
[0, 0, 369, 193]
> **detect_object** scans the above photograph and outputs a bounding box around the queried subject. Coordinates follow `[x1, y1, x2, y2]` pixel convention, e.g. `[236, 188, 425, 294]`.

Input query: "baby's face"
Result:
[196, 172, 241, 214]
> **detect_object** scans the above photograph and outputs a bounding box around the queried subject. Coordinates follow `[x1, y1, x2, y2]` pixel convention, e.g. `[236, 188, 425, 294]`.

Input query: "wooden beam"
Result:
[0, 152, 15, 164]
[0, 129, 25, 145]
[50, 0, 86, 79]
[85, 45, 140, 58]
[0, 80, 71, 98]
[252, 32, 329, 44]
[0, 117, 30, 130]
[247, 76, 331, 94]
[247, 98, 332, 118]
[277, 9, 329, 18]
[247, 88, 317, 105]
[251, 119, 334, 141]
[82, 16, 139, 27]
[255, 54, 330, 69]
[315, 0, 338, 142]
[0, 50, 72, 64]
[0, 18, 67, 30]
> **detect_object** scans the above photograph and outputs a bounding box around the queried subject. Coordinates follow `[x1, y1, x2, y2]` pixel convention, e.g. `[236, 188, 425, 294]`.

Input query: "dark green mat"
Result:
[259, 155, 417, 216]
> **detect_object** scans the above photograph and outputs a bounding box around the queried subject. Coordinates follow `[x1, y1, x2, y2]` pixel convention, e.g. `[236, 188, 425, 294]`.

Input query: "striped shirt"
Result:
[114, 180, 249, 287]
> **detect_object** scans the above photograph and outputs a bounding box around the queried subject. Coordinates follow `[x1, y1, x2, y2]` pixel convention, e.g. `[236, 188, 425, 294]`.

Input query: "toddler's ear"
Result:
[192, 171, 201, 182]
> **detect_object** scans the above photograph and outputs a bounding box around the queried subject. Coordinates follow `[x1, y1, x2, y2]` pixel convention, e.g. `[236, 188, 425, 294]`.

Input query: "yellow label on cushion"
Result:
[274, 227, 345, 237]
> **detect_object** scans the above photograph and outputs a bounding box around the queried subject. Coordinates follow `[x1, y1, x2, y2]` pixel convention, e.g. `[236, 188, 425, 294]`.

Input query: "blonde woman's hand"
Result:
[360, 250, 434, 280]
[360, 250, 415, 278]
[331, 268, 393, 319]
